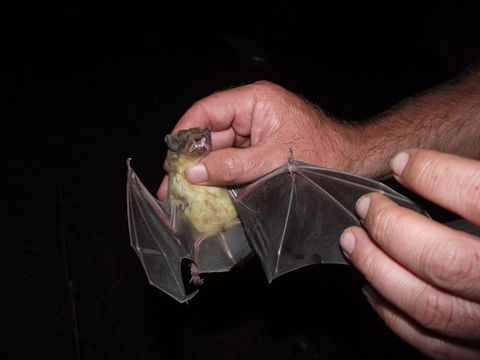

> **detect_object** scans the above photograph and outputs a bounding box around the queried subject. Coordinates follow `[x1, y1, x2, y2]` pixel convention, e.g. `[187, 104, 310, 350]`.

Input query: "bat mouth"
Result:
[186, 134, 211, 156]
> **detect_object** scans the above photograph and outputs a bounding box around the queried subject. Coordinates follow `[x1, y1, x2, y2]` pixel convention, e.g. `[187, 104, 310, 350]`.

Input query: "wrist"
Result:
[341, 120, 402, 179]
[325, 119, 392, 179]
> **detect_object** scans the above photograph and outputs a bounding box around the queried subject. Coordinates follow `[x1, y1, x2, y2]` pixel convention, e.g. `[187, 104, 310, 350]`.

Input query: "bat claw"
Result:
[288, 148, 295, 163]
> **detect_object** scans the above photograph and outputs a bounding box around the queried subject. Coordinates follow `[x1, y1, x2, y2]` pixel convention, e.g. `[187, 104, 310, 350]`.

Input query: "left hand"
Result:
[340, 149, 480, 359]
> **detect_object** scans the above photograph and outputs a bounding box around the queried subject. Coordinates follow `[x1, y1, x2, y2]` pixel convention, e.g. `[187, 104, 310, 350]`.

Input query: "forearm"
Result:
[349, 66, 480, 179]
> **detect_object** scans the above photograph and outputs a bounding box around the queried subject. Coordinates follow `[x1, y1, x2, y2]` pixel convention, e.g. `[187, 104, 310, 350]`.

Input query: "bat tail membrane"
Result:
[126, 159, 198, 303]
[195, 223, 253, 274]
[231, 160, 428, 283]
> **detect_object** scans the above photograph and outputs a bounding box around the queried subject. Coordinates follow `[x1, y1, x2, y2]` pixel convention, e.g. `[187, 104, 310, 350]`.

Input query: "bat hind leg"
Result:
[189, 234, 208, 286]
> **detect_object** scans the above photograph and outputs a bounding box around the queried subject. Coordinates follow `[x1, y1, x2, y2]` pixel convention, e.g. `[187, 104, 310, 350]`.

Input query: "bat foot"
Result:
[189, 263, 204, 286]
[190, 275, 204, 286]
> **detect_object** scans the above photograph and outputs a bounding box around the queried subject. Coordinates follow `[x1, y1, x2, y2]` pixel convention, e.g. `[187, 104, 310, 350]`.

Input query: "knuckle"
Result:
[427, 240, 477, 289]
[359, 252, 384, 285]
[465, 175, 480, 220]
[252, 80, 286, 97]
[368, 203, 398, 240]
[467, 201, 480, 222]
[190, 98, 208, 113]
[194, 99, 211, 117]
[424, 339, 454, 360]
[406, 152, 444, 190]
[191, 98, 203, 107]
[221, 155, 242, 184]
[252, 80, 275, 89]
[413, 288, 455, 333]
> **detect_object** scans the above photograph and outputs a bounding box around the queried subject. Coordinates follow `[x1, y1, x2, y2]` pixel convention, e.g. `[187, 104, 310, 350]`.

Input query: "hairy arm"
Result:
[353, 66, 480, 179]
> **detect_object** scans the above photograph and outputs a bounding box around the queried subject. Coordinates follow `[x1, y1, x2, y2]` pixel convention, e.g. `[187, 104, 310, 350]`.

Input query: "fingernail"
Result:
[390, 151, 409, 177]
[355, 195, 371, 219]
[362, 284, 377, 307]
[340, 229, 356, 257]
[185, 163, 208, 183]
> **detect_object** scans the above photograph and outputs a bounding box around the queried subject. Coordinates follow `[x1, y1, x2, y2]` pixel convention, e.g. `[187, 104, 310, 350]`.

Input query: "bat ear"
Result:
[165, 134, 183, 152]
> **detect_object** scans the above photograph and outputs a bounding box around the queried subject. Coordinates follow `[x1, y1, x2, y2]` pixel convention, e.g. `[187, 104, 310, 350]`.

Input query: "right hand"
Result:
[158, 81, 358, 199]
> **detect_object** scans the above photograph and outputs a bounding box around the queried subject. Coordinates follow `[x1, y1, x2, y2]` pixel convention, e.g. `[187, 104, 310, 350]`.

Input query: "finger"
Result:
[363, 284, 480, 360]
[340, 226, 480, 341]
[211, 129, 251, 150]
[391, 149, 480, 225]
[184, 144, 289, 186]
[355, 192, 480, 303]
[171, 84, 258, 137]
[156, 175, 168, 201]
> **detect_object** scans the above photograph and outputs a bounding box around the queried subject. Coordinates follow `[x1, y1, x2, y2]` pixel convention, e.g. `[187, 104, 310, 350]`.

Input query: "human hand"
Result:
[158, 81, 358, 199]
[340, 149, 480, 359]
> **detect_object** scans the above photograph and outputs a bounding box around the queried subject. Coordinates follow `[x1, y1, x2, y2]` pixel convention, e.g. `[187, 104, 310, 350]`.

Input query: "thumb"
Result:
[185, 145, 287, 186]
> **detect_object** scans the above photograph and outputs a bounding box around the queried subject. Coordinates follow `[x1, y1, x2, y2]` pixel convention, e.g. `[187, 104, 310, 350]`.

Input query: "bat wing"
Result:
[127, 159, 197, 302]
[230, 160, 428, 283]
[127, 159, 252, 303]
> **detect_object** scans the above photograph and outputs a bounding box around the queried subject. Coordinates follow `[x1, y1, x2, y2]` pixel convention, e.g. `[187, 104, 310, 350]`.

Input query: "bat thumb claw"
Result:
[288, 148, 295, 163]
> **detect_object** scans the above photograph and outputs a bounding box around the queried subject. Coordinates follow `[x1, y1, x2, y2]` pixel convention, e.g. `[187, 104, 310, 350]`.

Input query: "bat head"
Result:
[165, 128, 212, 157]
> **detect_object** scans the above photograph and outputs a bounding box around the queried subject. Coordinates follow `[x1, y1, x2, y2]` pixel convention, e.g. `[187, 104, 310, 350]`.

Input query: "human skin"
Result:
[157, 69, 480, 357]
[341, 149, 480, 359]
[158, 70, 480, 197]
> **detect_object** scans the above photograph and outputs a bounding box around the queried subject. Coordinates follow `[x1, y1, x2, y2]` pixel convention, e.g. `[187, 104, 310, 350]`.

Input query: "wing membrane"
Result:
[231, 160, 427, 282]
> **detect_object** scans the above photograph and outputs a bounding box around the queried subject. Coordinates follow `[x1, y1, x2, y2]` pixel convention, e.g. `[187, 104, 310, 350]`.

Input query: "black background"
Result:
[3, 2, 479, 359]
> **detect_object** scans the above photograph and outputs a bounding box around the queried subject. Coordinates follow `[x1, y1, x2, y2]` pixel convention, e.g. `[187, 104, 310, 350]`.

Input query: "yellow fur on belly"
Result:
[169, 163, 237, 236]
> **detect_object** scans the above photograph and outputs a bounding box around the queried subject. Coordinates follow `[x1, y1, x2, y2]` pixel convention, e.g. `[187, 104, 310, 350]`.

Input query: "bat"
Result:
[127, 128, 252, 302]
[127, 128, 427, 302]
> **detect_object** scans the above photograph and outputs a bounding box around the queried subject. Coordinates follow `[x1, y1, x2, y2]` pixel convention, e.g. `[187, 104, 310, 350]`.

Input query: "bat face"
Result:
[165, 128, 212, 158]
